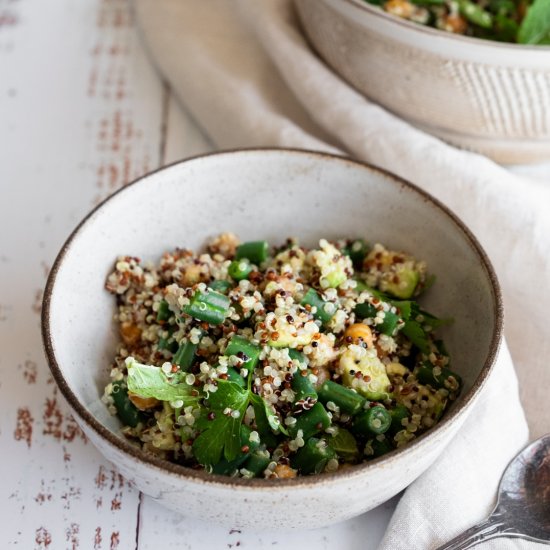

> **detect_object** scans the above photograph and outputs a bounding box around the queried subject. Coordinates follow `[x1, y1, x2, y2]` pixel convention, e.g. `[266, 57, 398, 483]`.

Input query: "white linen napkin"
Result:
[134, 1, 549, 547]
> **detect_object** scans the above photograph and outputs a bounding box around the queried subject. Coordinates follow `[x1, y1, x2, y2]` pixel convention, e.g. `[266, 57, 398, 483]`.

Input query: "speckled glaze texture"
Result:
[42, 149, 502, 529]
[294, 0, 550, 164]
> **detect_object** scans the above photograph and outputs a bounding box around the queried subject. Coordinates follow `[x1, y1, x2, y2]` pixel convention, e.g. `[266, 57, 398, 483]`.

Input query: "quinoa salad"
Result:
[364, 0, 550, 45]
[102, 234, 462, 479]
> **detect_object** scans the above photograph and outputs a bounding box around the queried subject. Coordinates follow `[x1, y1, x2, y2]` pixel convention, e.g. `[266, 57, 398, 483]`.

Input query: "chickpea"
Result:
[128, 393, 159, 410]
[344, 323, 374, 349]
[120, 322, 142, 346]
[273, 464, 297, 479]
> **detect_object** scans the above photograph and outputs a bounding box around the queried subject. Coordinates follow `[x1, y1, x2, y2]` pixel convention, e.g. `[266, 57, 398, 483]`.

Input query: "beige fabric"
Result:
[134, 0, 548, 547]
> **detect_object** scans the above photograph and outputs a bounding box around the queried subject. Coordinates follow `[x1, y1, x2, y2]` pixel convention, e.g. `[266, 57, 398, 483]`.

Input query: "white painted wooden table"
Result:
[0, 1, 397, 548]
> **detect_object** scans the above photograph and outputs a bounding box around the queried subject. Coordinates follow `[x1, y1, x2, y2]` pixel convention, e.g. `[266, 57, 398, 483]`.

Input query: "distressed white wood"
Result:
[135, 495, 398, 550]
[0, 0, 395, 548]
[0, 0, 163, 547]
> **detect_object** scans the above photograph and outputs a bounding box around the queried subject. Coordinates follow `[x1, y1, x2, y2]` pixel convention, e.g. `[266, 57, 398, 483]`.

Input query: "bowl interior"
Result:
[46, 150, 499, 449]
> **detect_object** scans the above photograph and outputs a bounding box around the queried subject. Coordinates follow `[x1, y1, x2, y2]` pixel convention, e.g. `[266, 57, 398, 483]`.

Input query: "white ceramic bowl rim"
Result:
[343, 0, 550, 50]
[41, 148, 503, 490]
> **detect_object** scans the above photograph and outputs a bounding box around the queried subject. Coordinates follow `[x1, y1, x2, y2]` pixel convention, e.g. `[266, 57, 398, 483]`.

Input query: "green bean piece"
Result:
[289, 402, 331, 440]
[156, 300, 172, 322]
[300, 288, 336, 325]
[378, 310, 400, 336]
[317, 380, 365, 416]
[183, 289, 230, 325]
[409, 0, 446, 4]
[494, 14, 518, 42]
[354, 302, 377, 320]
[370, 436, 393, 458]
[291, 371, 318, 403]
[459, 0, 493, 28]
[328, 428, 359, 461]
[157, 326, 178, 352]
[354, 302, 400, 336]
[173, 336, 201, 371]
[226, 367, 246, 388]
[158, 337, 179, 353]
[235, 241, 269, 265]
[288, 348, 307, 365]
[260, 431, 280, 451]
[489, 0, 515, 15]
[208, 279, 232, 294]
[389, 403, 410, 434]
[416, 364, 463, 392]
[111, 381, 145, 428]
[211, 425, 260, 475]
[291, 437, 337, 475]
[242, 448, 271, 477]
[352, 405, 392, 436]
[228, 259, 254, 281]
[224, 335, 261, 372]
[344, 239, 369, 268]
[353, 279, 371, 293]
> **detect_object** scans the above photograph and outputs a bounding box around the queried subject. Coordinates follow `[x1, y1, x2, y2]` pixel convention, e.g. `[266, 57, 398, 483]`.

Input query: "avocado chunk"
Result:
[339, 348, 391, 401]
[309, 239, 352, 289]
[362, 245, 424, 299]
[268, 331, 313, 348]
[382, 264, 420, 299]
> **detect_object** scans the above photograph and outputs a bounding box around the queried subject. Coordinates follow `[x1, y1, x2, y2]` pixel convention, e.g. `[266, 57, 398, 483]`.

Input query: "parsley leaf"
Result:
[250, 393, 288, 435]
[192, 379, 250, 465]
[327, 428, 359, 461]
[418, 309, 453, 329]
[192, 415, 230, 466]
[518, 0, 550, 44]
[401, 320, 431, 354]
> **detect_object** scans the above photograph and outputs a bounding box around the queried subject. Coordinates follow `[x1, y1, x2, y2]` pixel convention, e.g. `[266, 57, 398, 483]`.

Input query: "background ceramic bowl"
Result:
[294, 0, 550, 164]
[42, 149, 502, 529]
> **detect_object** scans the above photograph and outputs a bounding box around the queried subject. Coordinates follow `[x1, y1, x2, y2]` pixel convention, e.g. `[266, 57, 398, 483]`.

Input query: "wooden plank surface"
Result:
[0, 0, 162, 547]
[0, 1, 393, 548]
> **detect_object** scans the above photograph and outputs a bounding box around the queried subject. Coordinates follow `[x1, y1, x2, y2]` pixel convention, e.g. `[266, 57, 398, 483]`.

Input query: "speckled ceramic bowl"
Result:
[294, 0, 550, 164]
[42, 149, 502, 529]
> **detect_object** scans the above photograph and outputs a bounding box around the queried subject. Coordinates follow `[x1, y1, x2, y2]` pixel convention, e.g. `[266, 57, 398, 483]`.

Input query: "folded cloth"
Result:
[134, 0, 548, 547]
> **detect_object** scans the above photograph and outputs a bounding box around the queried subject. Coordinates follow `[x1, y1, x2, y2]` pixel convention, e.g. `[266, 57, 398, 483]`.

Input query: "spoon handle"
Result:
[436, 514, 508, 550]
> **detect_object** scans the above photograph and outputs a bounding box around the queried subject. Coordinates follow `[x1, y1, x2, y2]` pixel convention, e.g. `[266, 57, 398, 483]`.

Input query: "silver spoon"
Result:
[437, 434, 550, 549]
